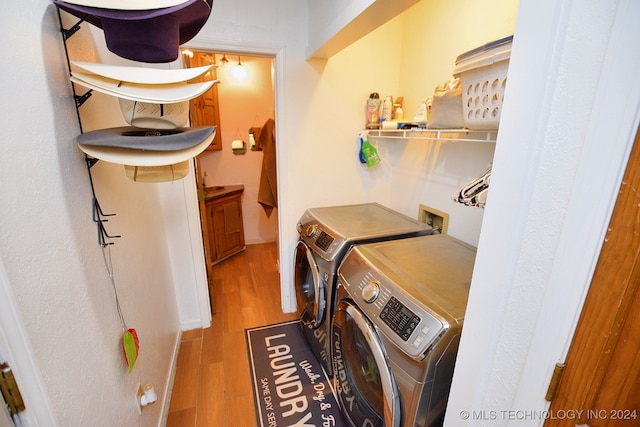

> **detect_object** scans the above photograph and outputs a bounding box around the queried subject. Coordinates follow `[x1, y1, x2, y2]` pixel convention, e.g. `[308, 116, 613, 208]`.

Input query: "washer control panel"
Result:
[380, 296, 422, 342]
[340, 269, 446, 359]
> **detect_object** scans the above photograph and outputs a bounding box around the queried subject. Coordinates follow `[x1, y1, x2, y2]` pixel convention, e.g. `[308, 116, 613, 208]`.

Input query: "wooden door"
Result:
[209, 194, 245, 263]
[545, 126, 640, 426]
[188, 51, 222, 151]
[194, 156, 214, 267]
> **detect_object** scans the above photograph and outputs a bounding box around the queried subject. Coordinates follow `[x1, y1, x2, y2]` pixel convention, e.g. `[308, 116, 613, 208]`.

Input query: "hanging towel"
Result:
[257, 118, 277, 217]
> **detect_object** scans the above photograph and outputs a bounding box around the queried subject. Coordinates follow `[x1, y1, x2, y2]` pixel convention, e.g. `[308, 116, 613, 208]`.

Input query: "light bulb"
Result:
[232, 60, 247, 81]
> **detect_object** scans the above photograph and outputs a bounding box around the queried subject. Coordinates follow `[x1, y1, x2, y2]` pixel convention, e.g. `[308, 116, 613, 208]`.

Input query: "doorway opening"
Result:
[182, 49, 279, 301]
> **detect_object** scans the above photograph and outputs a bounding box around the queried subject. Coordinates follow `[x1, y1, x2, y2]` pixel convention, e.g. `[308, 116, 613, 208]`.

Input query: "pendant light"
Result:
[232, 55, 247, 81]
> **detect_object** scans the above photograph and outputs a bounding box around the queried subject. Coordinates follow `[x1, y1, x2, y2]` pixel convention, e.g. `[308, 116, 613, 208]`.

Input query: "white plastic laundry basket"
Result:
[454, 36, 512, 130]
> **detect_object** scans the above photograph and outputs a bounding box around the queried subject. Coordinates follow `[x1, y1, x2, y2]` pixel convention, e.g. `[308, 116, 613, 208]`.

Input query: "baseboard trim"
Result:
[180, 319, 204, 331]
[159, 328, 183, 427]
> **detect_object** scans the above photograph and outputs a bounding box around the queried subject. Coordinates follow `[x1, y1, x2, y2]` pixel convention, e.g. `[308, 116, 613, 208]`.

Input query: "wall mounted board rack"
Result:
[56, 9, 120, 248]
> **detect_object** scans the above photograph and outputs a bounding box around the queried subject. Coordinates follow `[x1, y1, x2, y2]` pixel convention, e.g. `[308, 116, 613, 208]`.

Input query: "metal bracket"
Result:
[85, 155, 99, 169]
[85, 156, 121, 247]
[545, 362, 566, 402]
[74, 90, 93, 108]
[0, 363, 25, 415]
[60, 18, 85, 41]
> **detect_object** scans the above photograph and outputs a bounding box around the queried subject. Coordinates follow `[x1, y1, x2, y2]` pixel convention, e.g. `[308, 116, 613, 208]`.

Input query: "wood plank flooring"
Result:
[166, 243, 298, 427]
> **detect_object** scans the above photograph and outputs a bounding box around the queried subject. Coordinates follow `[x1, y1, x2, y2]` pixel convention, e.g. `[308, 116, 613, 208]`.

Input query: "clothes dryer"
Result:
[332, 234, 476, 427]
[294, 203, 432, 377]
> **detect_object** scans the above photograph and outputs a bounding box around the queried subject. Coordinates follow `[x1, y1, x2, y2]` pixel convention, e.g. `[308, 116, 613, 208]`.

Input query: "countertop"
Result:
[203, 184, 244, 202]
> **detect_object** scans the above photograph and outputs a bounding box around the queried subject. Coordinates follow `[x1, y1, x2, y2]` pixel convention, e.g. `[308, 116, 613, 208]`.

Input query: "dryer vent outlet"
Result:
[418, 205, 449, 234]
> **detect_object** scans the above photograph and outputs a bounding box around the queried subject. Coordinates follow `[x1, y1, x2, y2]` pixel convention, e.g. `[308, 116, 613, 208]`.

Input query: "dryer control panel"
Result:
[297, 212, 347, 262]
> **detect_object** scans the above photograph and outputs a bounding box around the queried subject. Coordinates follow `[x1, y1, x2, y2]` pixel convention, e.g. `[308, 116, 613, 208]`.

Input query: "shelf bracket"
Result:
[60, 17, 86, 41]
[74, 89, 92, 108]
[85, 156, 99, 169]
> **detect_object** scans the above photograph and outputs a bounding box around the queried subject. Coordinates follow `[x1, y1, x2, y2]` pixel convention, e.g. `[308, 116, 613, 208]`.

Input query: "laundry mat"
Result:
[246, 320, 346, 426]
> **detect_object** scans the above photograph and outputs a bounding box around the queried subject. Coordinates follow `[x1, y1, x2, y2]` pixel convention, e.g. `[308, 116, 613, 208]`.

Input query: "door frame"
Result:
[180, 39, 290, 321]
[0, 256, 56, 426]
[544, 124, 640, 425]
[509, 0, 640, 410]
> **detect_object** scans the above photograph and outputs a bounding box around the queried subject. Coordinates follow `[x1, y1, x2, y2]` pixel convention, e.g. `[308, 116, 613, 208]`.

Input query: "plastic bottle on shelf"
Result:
[366, 92, 381, 128]
[413, 101, 427, 123]
[202, 171, 209, 188]
[392, 96, 404, 121]
[381, 96, 393, 122]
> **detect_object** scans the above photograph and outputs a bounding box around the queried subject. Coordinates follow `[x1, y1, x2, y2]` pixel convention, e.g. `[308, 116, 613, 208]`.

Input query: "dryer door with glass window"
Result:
[332, 298, 401, 427]
[294, 240, 324, 328]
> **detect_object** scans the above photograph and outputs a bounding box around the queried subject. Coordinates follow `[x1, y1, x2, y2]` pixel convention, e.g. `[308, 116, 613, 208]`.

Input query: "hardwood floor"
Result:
[166, 243, 298, 426]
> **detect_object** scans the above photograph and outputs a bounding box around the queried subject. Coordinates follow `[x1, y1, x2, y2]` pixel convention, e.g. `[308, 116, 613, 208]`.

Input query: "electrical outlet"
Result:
[136, 383, 144, 415]
[418, 204, 449, 234]
[136, 383, 157, 414]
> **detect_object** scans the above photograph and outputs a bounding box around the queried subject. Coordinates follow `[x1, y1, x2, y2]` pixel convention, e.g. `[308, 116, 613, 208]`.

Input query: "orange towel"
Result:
[257, 118, 277, 217]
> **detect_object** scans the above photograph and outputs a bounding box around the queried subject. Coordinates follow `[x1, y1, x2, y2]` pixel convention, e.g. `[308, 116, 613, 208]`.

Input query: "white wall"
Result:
[306, 0, 421, 58]
[0, 3, 190, 425]
[361, 0, 518, 245]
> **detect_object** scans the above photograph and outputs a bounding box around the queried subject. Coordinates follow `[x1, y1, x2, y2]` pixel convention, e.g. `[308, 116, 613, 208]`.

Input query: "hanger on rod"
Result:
[453, 164, 491, 208]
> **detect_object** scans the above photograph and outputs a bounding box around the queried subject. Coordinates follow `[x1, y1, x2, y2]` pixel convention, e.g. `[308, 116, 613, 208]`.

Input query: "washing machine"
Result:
[331, 234, 477, 427]
[294, 203, 432, 377]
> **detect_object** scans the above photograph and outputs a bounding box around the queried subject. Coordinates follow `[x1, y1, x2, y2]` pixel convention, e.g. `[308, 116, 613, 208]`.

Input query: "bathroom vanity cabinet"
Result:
[204, 185, 246, 264]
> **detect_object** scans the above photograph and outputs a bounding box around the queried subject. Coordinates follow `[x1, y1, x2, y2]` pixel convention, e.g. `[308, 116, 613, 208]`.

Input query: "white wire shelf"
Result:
[366, 128, 497, 143]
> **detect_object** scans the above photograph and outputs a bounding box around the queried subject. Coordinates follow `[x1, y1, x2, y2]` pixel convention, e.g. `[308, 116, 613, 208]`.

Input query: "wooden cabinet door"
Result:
[204, 201, 218, 265]
[188, 51, 222, 151]
[208, 195, 245, 263]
